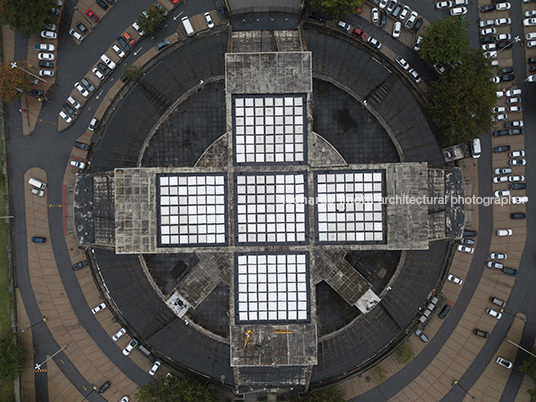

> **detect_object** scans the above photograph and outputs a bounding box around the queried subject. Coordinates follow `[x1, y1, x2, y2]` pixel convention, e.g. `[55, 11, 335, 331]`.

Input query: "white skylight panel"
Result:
[236, 253, 309, 323]
[316, 170, 384, 243]
[234, 95, 306, 165]
[235, 173, 308, 245]
[158, 174, 227, 246]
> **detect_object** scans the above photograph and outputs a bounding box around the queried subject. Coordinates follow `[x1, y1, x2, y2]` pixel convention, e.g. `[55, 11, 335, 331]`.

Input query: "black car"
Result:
[29, 89, 44, 98]
[438, 303, 451, 319]
[493, 129, 509, 137]
[493, 145, 510, 153]
[72, 260, 87, 271]
[97, 381, 111, 395]
[155, 1, 168, 16]
[38, 61, 54, 69]
[156, 39, 170, 51]
[412, 18, 423, 32]
[529, 57, 536, 64]
[120, 75, 128, 83]
[31, 236, 46, 243]
[96, 0, 108, 10]
[81, 78, 95, 92]
[380, 13, 387, 28]
[509, 183, 526, 190]
[117, 36, 130, 52]
[498, 67, 513, 75]
[480, 36, 495, 44]
[463, 229, 478, 237]
[473, 329, 489, 338]
[62, 103, 77, 117]
[530, 65, 536, 72]
[104, 0, 114, 4]
[480, 4, 495, 12]
[511, 212, 526, 219]
[308, 11, 325, 22]
[497, 41, 513, 50]
[501, 74, 515, 82]
[97, 62, 111, 75]
[74, 141, 90, 151]
[76, 21, 88, 34]
[509, 128, 524, 135]
[502, 267, 519, 276]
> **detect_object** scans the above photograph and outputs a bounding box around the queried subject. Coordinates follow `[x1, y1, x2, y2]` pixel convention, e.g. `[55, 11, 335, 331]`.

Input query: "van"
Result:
[182, 16, 194, 37]
[29, 177, 46, 189]
[471, 138, 481, 158]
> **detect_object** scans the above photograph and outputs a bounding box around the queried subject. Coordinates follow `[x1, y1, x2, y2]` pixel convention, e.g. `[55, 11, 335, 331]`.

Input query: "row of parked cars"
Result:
[372, 0, 424, 32]
[37, 1, 62, 78]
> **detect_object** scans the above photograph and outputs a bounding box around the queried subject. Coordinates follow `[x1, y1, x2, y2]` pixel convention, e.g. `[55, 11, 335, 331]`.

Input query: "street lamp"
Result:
[34, 345, 67, 370]
[497, 36, 522, 53]
[452, 379, 477, 400]
[500, 308, 527, 322]
[506, 339, 536, 358]
[21, 316, 46, 333]
[11, 62, 46, 83]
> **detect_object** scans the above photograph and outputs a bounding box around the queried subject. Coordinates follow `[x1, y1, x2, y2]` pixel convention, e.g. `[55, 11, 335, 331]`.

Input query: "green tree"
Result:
[394, 342, 414, 365]
[122, 64, 144, 81]
[520, 352, 536, 399]
[136, 373, 217, 402]
[0, 0, 54, 37]
[0, 332, 25, 381]
[308, 0, 364, 20]
[0, 62, 31, 103]
[137, 5, 165, 35]
[427, 49, 497, 146]
[419, 16, 470, 66]
[298, 386, 346, 401]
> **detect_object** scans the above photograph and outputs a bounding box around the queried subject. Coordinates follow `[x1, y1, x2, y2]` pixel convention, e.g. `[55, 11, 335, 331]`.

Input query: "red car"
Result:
[352, 28, 366, 39]
[86, 9, 99, 22]
[169, 0, 178, 3]
[122, 32, 135, 46]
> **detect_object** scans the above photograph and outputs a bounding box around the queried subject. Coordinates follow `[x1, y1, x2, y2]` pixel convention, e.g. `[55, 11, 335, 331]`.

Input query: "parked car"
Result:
[447, 274, 463, 285]
[59, 110, 72, 123]
[495, 18, 511, 26]
[112, 44, 125, 58]
[38, 61, 54, 69]
[76, 21, 88, 34]
[412, 17, 423, 32]
[337, 21, 351, 31]
[408, 68, 421, 83]
[35, 43, 55, 51]
[71, 260, 87, 271]
[392, 21, 401, 38]
[509, 150, 525, 158]
[438, 303, 452, 319]
[74, 82, 89, 97]
[74, 141, 90, 151]
[92, 68, 105, 80]
[91, 302, 106, 314]
[86, 9, 99, 22]
[69, 29, 84, 41]
[490, 252, 507, 260]
[100, 54, 116, 69]
[496, 357, 512, 369]
[494, 167, 512, 175]
[97, 381, 111, 395]
[96, 0, 109, 10]
[62, 102, 77, 117]
[40, 30, 57, 39]
[493, 145, 510, 153]
[463, 229, 478, 237]
[352, 27, 366, 39]
[31, 188, 45, 197]
[31, 236, 47, 243]
[524, 17, 536, 26]
[509, 183, 526, 190]
[367, 37, 381, 49]
[399, 5, 409, 20]
[122, 339, 138, 355]
[395, 56, 409, 70]
[156, 39, 170, 51]
[473, 329, 489, 339]
[511, 196, 528, 204]
[510, 212, 526, 219]
[371, 7, 379, 22]
[481, 27, 497, 36]
[459, 237, 475, 246]
[149, 360, 162, 375]
[112, 328, 126, 341]
[456, 245, 473, 254]
[451, 7, 467, 16]
[493, 176, 508, 183]
[487, 261, 504, 269]
[496, 2, 511, 10]
[509, 158, 526, 166]
[436, 1, 452, 9]
[97, 62, 111, 75]
[481, 4, 495, 12]
[380, 12, 387, 28]
[490, 297, 506, 308]
[67, 96, 81, 110]
[204, 12, 214, 29]
[81, 78, 95, 92]
[505, 120, 524, 128]
[38, 52, 54, 61]
[496, 229, 512, 236]
[88, 117, 99, 131]
[505, 89, 522, 97]
[502, 267, 519, 276]
[487, 308, 502, 319]
[415, 329, 429, 343]
[405, 11, 417, 28]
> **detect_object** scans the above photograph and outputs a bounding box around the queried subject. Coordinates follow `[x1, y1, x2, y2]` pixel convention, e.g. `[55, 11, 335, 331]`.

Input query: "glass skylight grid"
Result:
[235, 253, 310, 323]
[235, 172, 308, 245]
[157, 174, 227, 246]
[233, 95, 306, 165]
[315, 171, 385, 243]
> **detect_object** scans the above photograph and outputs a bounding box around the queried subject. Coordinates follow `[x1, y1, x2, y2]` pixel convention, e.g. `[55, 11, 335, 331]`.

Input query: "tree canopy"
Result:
[0, 62, 31, 103]
[122, 64, 144, 81]
[427, 49, 497, 146]
[308, 0, 364, 19]
[297, 386, 346, 401]
[420, 16, 470, 66]
[0, 332, 25, 381]
[520, 352, 536, 400]
[136, 373, 217, 402]
[137, 5, 165, 35]
[0, 0, 54, 37]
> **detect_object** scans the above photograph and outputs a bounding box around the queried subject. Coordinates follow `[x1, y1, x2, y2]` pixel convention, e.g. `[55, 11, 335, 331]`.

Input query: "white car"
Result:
[527, 74, 536, 81]
[69, 29, 83, 41]
[408, 68, 421, 83]
[494, 190, 510, 197]
[480, 19, 494, 28]
[495, 18, 511, 26]
[509, 105, 521, 113]
[493, 112, 507, 120]
[91, 302, 106, 314]
[487, 261, 504, 269]
[41, 30, 57, 39]
[92, 68, 104, 80]
[481, 27, 496, 36]
[496, 357, 512, 369]
[337, 21, 351, 31]
[526, 10, 536, 18]
[399, 5, 409, 20]
[509, 175, 525, 182]
[414, 36, 423, 51]
[495, 90, 504, 98]
[70, 160, 87, 169]
[527, 32, 536, 41]
[74, 82, 89, 97]
[490, 253, 507, 260]
[122, 339, 138, 355]
[487, 308, 502, 319]
[67, 96, 81, 110]
[31, 188, 45, 197]
[447, 274, 463, 285]
[149, 360, 162, 375]
[485, 51, 497, 59]
[371, 7, 379, 22]
[482, 43, 496, 51]
[496, 229, 512, 236]
[528, 41, 536, 48]
[497, 34, 511, 41]
[456, 245, 473, 254]
[510, 158, 526, 166]
[509, 150, 525, 158]
[524, 18, 536, 26]
[59, 110, 72, 123]
[132, 21, 145, 36]
[39, 70, 54, 77]
[436, 1, 452, 9]
[204, 12, 214, 29]
[451, 7, 467, 16]
[38, 53, 55, 61]
[511, 196, 528, 204]
[505, 89, 522, 97]
[112, 328, 126, 341]
[100, 54, 116, 70]
[507, 97, 521, 104]
[112, 44, 125, 58]
[405, 11, 417, 28]
[379, 0, 388, 9]
[36, 43, 55, 52]
[493, 176, 508, 184]
[492, 106, 505, 113]
[496, 2, 511, 10]
[392, 21, 401, 38]
[506, 120, 524, 127]
[120, 397, 129, 402]
[395, 56, 409, 70]
[367, 37, 381, 49]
